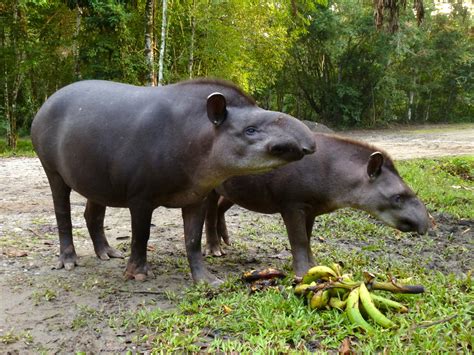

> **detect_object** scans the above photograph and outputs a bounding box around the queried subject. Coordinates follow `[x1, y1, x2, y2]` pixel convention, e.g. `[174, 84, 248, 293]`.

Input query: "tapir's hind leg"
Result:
[84, 200, 123, 260]
[45, 170, 76, 270]
[204, 191, 226, 256]
[305, 215, 316, 266]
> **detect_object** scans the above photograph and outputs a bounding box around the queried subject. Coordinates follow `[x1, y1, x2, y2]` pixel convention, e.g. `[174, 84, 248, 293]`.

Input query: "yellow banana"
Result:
[370, 293, 408, 313]
[359, 282, 396, 328]
[306, 290, 314, 310]
[340, 273, 354, 282]
[329, 297, 347, 310]
[345, 286, 374, 332]
[294, 281, 316, 296]
[310, 289, 330, 310]
[302, 265, 338, 284]
[330, 262, 343, 277]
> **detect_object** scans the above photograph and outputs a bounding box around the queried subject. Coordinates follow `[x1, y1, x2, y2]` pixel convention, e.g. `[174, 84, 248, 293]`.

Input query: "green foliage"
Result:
[0, 0, 472, 146]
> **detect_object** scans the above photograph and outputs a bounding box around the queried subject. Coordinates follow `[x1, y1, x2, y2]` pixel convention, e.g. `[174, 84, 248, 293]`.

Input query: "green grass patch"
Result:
[0, 138, 36, 157]
[128, 271, 472, 353]
[397, 156, 474, 219]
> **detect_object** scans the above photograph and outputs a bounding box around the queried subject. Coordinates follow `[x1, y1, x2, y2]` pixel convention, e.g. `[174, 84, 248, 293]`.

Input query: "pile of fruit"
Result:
[295, 263, 425, 332]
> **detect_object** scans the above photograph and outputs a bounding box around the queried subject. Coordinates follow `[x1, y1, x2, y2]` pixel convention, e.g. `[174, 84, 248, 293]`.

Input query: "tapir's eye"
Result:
[245, 126, 258, 136]
[392, 194, 404, 206]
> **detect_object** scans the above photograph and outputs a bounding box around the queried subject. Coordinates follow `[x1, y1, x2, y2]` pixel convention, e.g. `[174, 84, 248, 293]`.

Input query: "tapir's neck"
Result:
[315, 134, 373, 211]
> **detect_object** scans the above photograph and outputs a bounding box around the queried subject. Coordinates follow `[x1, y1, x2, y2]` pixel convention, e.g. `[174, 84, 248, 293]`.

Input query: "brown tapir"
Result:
[205, 132, 430, 277]
[31, 79, 316, 285]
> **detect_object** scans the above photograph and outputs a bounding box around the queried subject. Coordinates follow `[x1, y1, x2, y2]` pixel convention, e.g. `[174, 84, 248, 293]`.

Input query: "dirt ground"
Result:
[1, 124, 473, 353]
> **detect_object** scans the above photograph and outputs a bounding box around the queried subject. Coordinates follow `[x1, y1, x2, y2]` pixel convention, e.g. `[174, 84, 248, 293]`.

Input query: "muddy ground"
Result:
[1, 124, 473, 353]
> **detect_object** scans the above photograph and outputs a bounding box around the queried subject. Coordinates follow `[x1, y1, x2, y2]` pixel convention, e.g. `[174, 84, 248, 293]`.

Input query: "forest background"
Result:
[1, 0, 473, 149]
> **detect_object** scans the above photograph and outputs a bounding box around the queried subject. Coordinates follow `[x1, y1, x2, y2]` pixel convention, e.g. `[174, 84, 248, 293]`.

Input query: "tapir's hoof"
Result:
[96, 246, 124, 260]
[194, 271, 224, 287]
[54, 252, 78, 271]
[204, 244, 226, 257]
[221, 234, 231, 246]
[124, 262, 153, 281]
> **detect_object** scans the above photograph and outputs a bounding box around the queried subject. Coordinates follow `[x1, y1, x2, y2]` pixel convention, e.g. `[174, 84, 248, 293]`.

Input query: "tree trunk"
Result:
[157, 0, 167, 86]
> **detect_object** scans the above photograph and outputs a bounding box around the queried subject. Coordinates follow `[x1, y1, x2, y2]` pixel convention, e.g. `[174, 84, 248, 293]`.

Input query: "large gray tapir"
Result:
[31, 79, 316, 285]
[205, 132, 431, 277]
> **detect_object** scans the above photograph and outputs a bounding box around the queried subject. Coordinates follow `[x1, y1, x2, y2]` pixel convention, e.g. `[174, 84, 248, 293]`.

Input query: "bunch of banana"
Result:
[294, 263, 422, 332]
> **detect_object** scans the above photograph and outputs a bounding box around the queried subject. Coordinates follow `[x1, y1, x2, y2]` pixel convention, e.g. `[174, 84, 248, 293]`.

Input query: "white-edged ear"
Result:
[367, 151, 384, 181]
[207, 92, 227, 126]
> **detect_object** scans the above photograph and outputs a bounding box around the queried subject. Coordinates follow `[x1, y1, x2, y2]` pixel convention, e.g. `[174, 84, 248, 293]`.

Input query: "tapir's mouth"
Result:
[268, 143, 306, 162]
[396, 218, 428, 235]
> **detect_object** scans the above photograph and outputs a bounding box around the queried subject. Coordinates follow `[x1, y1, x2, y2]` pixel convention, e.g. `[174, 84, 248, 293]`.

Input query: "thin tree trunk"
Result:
[407, 76, 416, 121]
[372, 86, 376, 126]
[157, 0, 167, 86]
[73, 5, 82, 80]
[407, 91, 414, 121]
[145, 0, 156, 86]
[6, 0, 23, 149]
[188, 0, 196, 79]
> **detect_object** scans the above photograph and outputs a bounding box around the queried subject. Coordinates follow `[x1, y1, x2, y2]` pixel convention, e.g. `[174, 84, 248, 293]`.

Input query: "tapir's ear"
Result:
[367, 151, 384, 181]
[207, 92, 227, 126]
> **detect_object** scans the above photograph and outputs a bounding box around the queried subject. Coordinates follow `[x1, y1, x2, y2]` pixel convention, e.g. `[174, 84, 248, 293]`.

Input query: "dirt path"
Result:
[341, 123, 474, 160]
[0, 124, 472, 352]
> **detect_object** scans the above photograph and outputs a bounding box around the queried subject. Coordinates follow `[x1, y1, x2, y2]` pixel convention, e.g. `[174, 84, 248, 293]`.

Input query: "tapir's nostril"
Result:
[302, 144, 316, 155]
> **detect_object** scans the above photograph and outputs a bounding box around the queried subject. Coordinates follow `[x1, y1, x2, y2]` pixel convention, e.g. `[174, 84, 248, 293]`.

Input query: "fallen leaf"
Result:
[4, 248, 28, 257]
[223, 305, 232, 314]
[339, 337, 354, 355]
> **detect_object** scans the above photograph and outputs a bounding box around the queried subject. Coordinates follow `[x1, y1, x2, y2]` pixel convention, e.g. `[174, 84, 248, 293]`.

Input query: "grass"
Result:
[397, 156, 473, 219]
[120, 155, 473, 353]
[127, 272, 472, 352]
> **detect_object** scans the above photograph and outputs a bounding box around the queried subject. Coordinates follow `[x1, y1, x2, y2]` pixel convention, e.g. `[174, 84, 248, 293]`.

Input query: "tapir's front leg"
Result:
[183, 200, 223, 286]
[281, 208, 312, 277]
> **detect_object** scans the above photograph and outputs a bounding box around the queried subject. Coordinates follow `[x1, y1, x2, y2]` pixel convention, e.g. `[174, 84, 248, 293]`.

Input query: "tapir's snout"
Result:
[396, 206, 430, 235]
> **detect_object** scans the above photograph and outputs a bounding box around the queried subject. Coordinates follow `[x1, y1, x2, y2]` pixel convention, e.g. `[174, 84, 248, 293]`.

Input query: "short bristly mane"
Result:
[319, 132, 398, 174]
[175, 78, 257, 105]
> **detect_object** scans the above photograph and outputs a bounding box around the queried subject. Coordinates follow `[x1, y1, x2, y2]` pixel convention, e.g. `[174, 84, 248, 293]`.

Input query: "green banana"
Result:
[359, 282, 396, 328]
[329, 287, 348, 298]
[370, 293, 408, 313]
[310, 289, 330, 310]
[345, 286, 374, 332]
[302, 265, 338, 284]
[329, 297, 347, 310]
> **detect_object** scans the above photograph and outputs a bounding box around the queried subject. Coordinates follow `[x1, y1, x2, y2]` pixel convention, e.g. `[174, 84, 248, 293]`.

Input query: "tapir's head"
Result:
[359, 151, 430, 234]
[206, 92, 316, 176]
